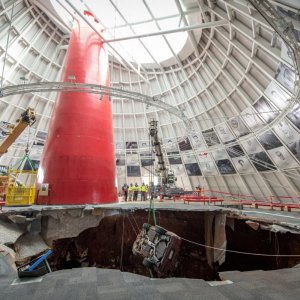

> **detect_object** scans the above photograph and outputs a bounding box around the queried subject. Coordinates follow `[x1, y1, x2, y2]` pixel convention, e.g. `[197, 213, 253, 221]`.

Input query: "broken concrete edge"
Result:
[0, 244, 17, 273]
[1, 205, 300, 276]
[229, 212, 300, 233]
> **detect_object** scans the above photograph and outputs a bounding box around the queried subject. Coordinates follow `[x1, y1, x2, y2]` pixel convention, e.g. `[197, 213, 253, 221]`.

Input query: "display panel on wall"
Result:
[35, 131, 47, 145]
[0, 165, 9, 176]
[185, 163, 201, 176]
[286, 139, 300, 161]
[140, 152, 154, 166]
[190, 134, 206, 149]
[275, 62, 296, 93]
[264, 81, 290, 110]
[216, 159, 236, 174]
[228, 117, 249, 137]
[273, 120, 300, 161]
[116, 166, 126, 176]
[116, 142, 125, 150]
[199, 161, 219, 176]
[116, 155, 126, 166]
[127, 165, 141, 177]
[30, 131, 47, 161]
[138, 140, 150, 149]
[281, 42, 293, 65]
[164, 138, 178, 151]
[172, 164, 185, 176]
[241, 107, 264, 131]
[258, 131, 283, 150]
[168, 151, 182, 165]
[249, 151, 276, 171]
[227, 145, 245, 158]
[212, 149, 228, 160]
[126, 141, 138, 149]
[178, 138, 192, 151]
[287, 104, 300, 130]
[268, 146, 298, 169]
[242, 138, 263, 155]
[202, 128, 220, 147]
[253, 96, 279, 124]
[0, 121, 12, 140]
[274, 120, 300, 146]
[126, 154, 139, 165]
[182, 151, 197, 164]
[232, 157, 255, 173]
[215, 123, 235, 144]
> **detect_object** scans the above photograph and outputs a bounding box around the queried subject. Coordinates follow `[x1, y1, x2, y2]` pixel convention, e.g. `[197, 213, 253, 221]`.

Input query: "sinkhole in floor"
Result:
[48, 210, 300, 280]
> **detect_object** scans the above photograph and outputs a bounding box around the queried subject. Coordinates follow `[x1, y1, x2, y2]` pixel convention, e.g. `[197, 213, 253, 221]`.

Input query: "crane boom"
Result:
[149, 119, 168, 184]
[0, 108, 36, 157]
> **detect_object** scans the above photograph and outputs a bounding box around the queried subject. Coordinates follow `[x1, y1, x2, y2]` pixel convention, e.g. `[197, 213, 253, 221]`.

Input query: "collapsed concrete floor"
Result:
[1, 203, 300, 280]
[49, 211, 300, 280]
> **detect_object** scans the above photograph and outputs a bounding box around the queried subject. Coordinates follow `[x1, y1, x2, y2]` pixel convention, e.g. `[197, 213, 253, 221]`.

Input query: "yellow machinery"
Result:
[5, 168, 37, 206]
[0, 165, 9, 203]
[0, 108, 36, 157]
[0, 108, 36, 205]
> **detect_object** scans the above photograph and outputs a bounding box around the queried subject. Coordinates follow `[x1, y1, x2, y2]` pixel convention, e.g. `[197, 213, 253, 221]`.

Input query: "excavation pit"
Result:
[1, 203, 300, 280]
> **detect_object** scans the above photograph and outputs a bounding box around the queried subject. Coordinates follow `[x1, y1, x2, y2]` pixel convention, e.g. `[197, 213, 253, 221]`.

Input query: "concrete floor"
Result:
[1, 265, 300, 300]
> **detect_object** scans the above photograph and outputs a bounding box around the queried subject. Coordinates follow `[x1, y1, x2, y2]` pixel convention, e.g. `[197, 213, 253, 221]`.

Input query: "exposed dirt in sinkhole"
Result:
[48, 211, 300, 280]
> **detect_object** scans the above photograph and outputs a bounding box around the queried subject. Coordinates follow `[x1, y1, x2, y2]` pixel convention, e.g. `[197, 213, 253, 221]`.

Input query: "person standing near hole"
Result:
[133, 183, 139, 201]
[128, 183, 134, 202]
[122, 183, 128, 202]
[140, 183, 147, 201]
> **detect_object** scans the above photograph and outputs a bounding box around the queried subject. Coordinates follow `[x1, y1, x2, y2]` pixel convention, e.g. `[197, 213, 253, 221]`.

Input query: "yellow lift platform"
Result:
[0, 108, 36, 206]
[5, 154, 37, 206]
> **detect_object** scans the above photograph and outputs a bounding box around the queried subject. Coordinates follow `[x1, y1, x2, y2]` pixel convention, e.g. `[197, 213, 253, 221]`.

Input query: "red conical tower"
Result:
[37, 12, 116, 205]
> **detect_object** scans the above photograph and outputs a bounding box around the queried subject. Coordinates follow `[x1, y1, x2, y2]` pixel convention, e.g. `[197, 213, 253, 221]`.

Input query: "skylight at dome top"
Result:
[52, 0, 190, 64]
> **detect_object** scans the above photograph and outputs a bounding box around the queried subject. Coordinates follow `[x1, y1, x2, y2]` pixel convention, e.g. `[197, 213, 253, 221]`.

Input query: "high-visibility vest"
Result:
[128, 186, 134, 192]
[141, 185, 147, 192]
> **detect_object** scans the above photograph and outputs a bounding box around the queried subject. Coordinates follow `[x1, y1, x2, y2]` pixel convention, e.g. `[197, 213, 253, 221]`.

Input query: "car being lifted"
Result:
[132, 223, 182, 277]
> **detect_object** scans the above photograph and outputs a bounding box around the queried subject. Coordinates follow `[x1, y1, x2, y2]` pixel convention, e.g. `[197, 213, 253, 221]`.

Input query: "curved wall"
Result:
[0, 0, 300, 202]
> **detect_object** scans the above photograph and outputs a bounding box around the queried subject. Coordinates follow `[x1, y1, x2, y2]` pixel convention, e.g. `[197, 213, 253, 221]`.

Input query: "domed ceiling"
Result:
[0, 0, 300, 199]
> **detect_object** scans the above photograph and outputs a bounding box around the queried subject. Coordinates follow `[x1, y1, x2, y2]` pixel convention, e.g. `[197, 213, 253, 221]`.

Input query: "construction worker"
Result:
[128, 183, 134, 201]
[133, 183, 139, 201]
[122, 183, 128, 202]
[140, 183, 147, 201]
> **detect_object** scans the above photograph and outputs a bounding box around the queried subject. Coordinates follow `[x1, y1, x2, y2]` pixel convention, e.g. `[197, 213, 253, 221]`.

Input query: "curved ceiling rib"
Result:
[0, 81, 194, 132]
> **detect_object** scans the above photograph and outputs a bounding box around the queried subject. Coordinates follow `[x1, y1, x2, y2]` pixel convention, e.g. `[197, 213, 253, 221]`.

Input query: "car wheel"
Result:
[143, 258, 155, 268]
[154, 226, 167, 235]
[142, 223, 150, 230]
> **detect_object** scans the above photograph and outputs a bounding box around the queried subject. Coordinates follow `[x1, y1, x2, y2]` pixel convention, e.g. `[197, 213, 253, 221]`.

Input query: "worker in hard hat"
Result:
[128, 183, 134, 201]
[140, 183, 147, 201]
[133, 183, 139, 201]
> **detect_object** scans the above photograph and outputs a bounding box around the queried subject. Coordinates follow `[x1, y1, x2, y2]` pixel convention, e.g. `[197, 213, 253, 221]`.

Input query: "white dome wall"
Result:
[1, 0, 300, 200]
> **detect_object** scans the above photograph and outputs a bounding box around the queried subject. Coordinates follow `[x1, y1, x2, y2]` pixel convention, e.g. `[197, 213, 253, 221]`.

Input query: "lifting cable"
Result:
[181, 237, 300, 257]
[126, 214, 138, 236]
[147, 131, 157, 226]
[13, 127, 34, 171]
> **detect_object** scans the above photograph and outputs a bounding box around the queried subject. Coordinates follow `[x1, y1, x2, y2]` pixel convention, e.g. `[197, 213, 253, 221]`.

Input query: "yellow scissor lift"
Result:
[5, 153, 37, 206]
